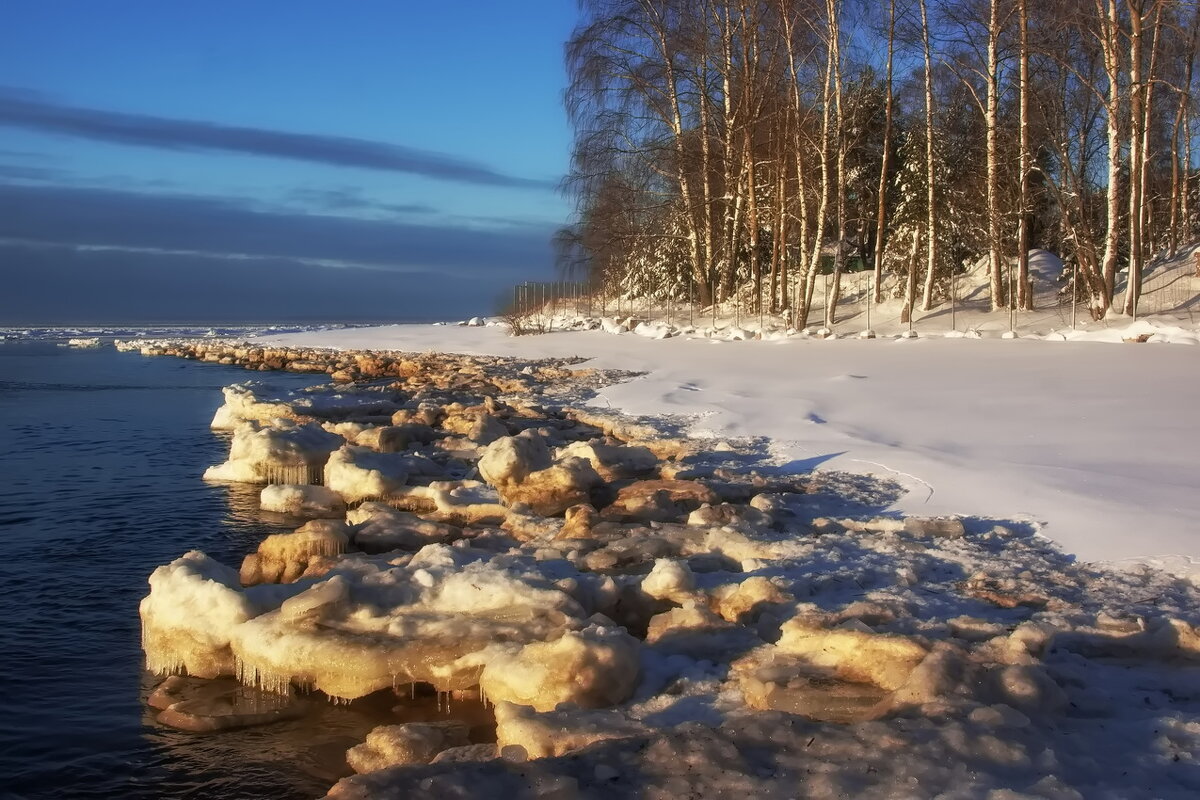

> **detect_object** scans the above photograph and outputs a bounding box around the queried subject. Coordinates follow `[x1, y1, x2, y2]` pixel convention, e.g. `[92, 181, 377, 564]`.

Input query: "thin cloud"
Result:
[0, 181, 555, 274]
[0, 162, 60, 181]
[285, 186, 436, 216]
[0, 88, 555, 190]
[0, 239, 486, 324]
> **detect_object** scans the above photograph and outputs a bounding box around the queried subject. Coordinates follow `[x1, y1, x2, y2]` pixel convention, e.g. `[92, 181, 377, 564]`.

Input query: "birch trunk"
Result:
[872, 0, 896, 305]
[826, 0, 847, 325]
[1123, 1, 1147, 316]
[986, 0, 1005, 310]
[919, 0, 938, 311]
[1017, 0, 1032, 311]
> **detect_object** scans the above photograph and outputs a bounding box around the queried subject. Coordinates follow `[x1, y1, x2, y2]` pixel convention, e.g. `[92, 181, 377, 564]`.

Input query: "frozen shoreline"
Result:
[256, 321, 1200, 580]
[124, 341, 1200, 799]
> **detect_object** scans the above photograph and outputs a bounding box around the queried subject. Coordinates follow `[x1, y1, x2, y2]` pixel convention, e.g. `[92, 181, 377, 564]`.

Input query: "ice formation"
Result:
[210, 382, 404, 431]
[203, 420, 342, 484]
[476, 623, 641, 712]
[478, 433, 603, 516]
[347, 722, 471, 772]
[239, 519, 349, 585]
[348, 504, 460, 553]
[323, 445, 410, 504]
[259, 483, 346, 517]
[140, 551, 258, 678]
[142, 544, 623, 702]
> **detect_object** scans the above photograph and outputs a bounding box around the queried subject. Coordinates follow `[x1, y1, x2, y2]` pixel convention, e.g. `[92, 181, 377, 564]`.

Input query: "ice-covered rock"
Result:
[346, 722, 470, 772]
[429, 744, 498, 764]
[442, 408, 508, 445]
[640, 558, 696, 604]
[732, 649, 893, 723]
[501, 508, 563, 542]
[903, 516, 966, 539]
[324, 445, 410, 504]
[147, 675, 304, 732]
[478, 432, 552, 487]
[140, 551, 258, 678]
[240, 520, 349, 585]
[602, 479, 720, 523]
[210, 384, 301, 430]
[563, 408, 692, 460]
[210, 383, 404, 429]
[775, 618, 928, 692]
[349, 504, 460, 553]
[557, 503, 599, 539]
[499, 457, 603, 517]
[644, 604, 751, 657]
[352, 424, 438, 452]
[142, 546, 601, 700]
[711, 576, 793, 624]
[555, 440, 658, 481]
[479, 434, 603, 516]
[687, 502, 773, 530]
[988, 664, 1068, 714]
[259, 484, 346, 517]
[477, 623, 641, 712]
[204, 420, 342, 484]
[493, 701, 646, 759]
[380, 481, 509, 526]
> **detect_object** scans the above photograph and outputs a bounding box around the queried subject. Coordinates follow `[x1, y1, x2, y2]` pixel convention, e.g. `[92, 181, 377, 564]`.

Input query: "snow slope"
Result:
[261, 324, 1200, 578]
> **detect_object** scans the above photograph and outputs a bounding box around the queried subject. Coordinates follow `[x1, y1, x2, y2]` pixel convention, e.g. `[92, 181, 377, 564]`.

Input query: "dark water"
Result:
[0, 342, 390, 799]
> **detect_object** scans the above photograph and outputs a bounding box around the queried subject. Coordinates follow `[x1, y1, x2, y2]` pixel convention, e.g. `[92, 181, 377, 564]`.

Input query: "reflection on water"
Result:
[139, 677, 497, 798]
[0, 341, 454, 799]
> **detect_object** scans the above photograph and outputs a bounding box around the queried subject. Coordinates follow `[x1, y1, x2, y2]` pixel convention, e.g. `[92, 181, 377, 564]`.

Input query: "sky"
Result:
[0, 1, 578, 324]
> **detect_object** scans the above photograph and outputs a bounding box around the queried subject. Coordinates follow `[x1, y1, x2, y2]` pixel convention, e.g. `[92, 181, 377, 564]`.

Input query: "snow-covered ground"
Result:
[262, 321, 1200, 580]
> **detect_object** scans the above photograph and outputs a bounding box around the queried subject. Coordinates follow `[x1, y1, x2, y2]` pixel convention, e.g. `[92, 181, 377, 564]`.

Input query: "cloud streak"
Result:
[0, 239, 484, 324]
[0, 181, 555, 275]
[0, 89, 555, 190]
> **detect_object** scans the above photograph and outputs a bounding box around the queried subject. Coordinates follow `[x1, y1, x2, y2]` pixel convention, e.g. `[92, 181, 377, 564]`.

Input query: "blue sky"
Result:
[0, 1, 577, 323]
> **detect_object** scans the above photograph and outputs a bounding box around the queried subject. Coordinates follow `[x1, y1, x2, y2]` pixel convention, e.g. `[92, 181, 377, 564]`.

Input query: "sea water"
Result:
[0, 339, 383, 799]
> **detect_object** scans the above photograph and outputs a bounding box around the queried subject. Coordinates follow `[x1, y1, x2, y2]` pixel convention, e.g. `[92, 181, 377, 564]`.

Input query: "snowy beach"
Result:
[261, 320, 1200, 578]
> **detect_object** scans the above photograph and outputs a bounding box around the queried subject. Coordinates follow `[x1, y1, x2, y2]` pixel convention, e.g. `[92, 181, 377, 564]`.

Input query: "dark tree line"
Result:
[556, 0, 1200, 322]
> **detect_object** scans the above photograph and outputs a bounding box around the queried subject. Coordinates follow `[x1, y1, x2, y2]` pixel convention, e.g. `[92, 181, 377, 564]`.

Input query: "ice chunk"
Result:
[324, 445, 410, 504]
[346, 721, 470, 772]
[775, 618, 928, 691]
[350, 505, 460, 553]
[259, 484, 346, 517]
[478, 624, 641, 712]
[478, 432, 552, 487]
[640, 559, 696, 604]
[225, 547, 592, 700]
[493, 701, 645, 759]
[204, 420, 342, 484]
[140, 551, 258, 678]
[240, 520, 350, 585]
[479, 434, 602, 516]
[555, 440, 658, 481]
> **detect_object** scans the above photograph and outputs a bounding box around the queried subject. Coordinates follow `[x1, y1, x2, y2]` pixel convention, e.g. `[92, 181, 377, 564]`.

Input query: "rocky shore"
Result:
[130, 339, 1200, 799]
